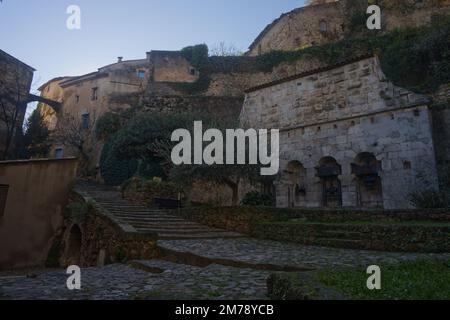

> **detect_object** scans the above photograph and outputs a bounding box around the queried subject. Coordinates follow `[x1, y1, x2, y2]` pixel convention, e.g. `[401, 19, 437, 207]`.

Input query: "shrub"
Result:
[409, 189, 450, 209]
[100, 136, 138, 186]
[241, 191, 275, 207]
[122, 177, 180, 206]
[95, 112, 123, 140]
[66, 200, 94, 223]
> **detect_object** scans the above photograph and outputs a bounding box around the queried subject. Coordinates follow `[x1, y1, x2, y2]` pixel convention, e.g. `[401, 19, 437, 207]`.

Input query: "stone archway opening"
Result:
[66, 224, 82, 266]
[316, 157, 342, 208]
[285, 161, 307, 208]
[352, 152, 383, 208]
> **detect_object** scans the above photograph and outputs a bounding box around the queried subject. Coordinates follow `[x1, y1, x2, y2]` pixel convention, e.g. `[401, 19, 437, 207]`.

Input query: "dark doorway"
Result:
[66, 225, 82, 266]
[352, 153, 383, 208]
[317, 157, 342, 208]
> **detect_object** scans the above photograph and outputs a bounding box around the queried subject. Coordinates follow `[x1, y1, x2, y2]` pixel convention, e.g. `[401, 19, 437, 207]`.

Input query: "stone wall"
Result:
[241, 56, 439, 209]
[174, 206, 450, 252]
[141, 95, 244, 123]
[56, 192, 158, 267]
[430, 83, 450, 186]
[149, 51, 199, 83]
[80, 209, 157, 267]
[0, 50, 35, 157]
[174, 206, 450, 235]
[247, 0, 450, 56]
[247, 1, 344, 56]
[253, 221, 450, 253]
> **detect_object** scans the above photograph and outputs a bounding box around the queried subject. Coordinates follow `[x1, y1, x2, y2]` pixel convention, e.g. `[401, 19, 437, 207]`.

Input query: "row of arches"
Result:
[282, 153, 383, 208]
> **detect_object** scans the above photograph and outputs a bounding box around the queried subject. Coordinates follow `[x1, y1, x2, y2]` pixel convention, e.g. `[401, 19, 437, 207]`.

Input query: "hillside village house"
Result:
[36, 0, 450, 209]
[38, 51, 200, 164]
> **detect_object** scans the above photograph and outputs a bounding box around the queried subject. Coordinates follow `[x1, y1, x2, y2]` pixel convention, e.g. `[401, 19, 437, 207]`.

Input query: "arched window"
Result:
[317, 157, 342, 207]
[352, 153, 383, 208]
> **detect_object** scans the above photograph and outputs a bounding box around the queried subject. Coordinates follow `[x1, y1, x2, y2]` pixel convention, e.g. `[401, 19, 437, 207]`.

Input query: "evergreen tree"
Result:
[23, 109, 51, 158]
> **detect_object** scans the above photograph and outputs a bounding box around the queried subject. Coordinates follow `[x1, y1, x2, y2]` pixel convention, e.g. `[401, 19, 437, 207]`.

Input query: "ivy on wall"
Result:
[172, 13, 450, 95]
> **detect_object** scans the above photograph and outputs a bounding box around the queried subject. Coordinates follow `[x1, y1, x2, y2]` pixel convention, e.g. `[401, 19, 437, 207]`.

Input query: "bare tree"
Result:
[52, 112, 97, 175]
[209, 42, 243, 57]
[0, 69, 29, 160]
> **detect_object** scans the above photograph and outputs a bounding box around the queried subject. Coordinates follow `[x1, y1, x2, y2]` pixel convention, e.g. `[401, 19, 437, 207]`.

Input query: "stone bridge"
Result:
[27, 93, 62, 111]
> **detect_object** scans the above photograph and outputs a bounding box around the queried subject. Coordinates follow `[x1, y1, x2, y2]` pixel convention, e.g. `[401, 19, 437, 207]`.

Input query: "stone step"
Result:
[314, 238, 367, 249]
[129, 223, 209, 230]
[111, 212, 184, 221]
[155, 232, 244, 240]
[111, 212, 174, 217]
[103, 206, 170, 214]
[118, 219, 189, 224]
[77, 182, 244, 241]
[100, 205, 156, 211]
[318, 230, 366, 239]
[136, 227, 229, 235]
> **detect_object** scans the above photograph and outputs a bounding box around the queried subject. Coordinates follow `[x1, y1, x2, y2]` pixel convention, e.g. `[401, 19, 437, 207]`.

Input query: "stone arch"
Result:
[284, 161, 307, 208]
[65, 224, 82, 266]
[316, 157, 342, 208]
[352, 152, 383, 208]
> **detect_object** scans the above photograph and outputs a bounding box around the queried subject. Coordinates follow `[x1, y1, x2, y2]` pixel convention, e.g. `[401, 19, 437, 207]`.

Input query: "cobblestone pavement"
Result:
[159, 238, 450, 269]
[2, 238, 450, 300]
[0, 261, 270, 300]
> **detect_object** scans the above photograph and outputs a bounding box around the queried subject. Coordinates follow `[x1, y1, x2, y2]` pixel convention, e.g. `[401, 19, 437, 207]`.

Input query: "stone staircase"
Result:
[76, 182, 243, 240]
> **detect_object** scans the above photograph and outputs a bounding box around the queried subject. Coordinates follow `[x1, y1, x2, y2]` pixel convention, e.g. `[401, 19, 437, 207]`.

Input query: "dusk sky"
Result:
[0, 0, 306, 97]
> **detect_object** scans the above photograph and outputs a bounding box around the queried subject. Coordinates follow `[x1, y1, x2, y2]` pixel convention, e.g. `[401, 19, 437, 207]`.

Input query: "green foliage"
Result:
[121, 177, 180, 203]
[241, 191, 275, 207]
[317, 259, 450, 300]
[23, 108, 50, 158]
[114, 246, 128, 263]
[180, 44, 209, 69]
[112, 111, 199, 161]
[409, 189, 450, 209]
[175, 17, 450, 95]
[349, 11, 368, 32]
[95, 112, 123, 140]
[252, 15, 450, 93]
[100, 136, 138, 186]
[66, 200, 93, 222]
[103, 111, 203, 183]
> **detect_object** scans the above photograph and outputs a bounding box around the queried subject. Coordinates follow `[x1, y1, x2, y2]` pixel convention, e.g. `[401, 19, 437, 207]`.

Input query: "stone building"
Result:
[241, 56, 439, 209]
[247, 0, 450, 56]
[38, 51, 201, 162]
[0, 49, 35, 158]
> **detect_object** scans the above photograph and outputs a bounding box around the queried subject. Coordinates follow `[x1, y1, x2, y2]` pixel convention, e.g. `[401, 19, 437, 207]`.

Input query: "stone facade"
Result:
[241, 56, 439, 209]
[247, 0, 450, 56]
[0, 49, 35, 158]
[247, 0, 344, 56]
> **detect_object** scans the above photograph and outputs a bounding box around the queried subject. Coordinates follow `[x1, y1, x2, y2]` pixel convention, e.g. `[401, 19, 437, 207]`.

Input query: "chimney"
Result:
[117, 56, 123, 63]
[146, 52, 152, 61]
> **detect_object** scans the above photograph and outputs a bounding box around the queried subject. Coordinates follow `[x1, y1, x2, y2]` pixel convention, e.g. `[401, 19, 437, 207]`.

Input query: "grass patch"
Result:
[280, 219, 450, 227]
[316, 259, 450, 300]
